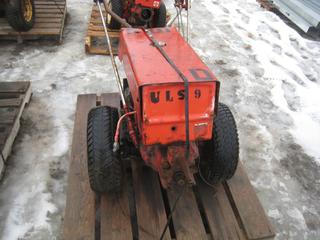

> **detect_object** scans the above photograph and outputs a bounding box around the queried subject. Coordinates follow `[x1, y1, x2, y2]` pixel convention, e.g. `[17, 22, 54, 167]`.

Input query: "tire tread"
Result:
[87, 106, 122, 193]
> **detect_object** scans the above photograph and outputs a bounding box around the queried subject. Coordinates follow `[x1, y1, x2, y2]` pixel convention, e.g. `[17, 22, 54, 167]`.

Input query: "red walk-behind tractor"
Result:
[87, 2, 239, 193]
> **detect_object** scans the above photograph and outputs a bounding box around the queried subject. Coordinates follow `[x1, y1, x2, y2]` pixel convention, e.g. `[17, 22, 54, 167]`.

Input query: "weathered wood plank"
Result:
[34, 5, 66, 9]
[197, 181, 246, 240]
[35, 0, 65, 3]
[63, 94, 97, 240]
[0, 98, 22, 107]
[225, 163, 275, 240]
[100, 178, 132, 240]
[35, 9, 65, 14]
[0, 108, 19, 124]
[0, 28, 61, 36]
[0, 124, 12, 146]
[87, 31, 110, 37]
[167, 186, 207, 240]
[33, 22, 63, 28]
[35, 18, 64, 23]
[0, 22, 62, 30]
[35, 12, 63, 17]
[101, 93, 120, 109]
[100, 92, 132, 240]
[34, 3, 65, 6]
[131, 158, 170, 240]
[0, 82, 30, 93]
[0, 93, 21, 100]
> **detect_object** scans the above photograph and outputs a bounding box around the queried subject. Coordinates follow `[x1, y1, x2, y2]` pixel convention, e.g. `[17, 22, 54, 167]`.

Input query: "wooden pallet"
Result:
[63, 93, 275, 240]
[85, 5, 120, 55]
[0, 82, 32, 178]
[0, 0, 67, 43]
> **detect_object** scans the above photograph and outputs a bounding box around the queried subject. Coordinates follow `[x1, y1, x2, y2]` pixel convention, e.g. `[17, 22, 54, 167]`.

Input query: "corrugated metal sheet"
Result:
[272, 0, 320, 33]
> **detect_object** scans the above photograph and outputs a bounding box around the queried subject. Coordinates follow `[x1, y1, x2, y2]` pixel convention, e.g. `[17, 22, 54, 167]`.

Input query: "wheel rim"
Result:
[107, 0, 111, 24]
[22, 0, 33, 22]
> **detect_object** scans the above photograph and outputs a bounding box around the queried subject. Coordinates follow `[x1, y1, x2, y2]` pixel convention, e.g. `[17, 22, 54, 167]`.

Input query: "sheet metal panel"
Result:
[273, 0, 320, 33]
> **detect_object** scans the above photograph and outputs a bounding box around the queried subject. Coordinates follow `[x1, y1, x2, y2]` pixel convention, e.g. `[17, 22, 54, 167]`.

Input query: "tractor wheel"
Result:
[108, 0, 123, 30]
[87, 106, 122, 193]
[154, 2, 166, 27]
[6, 0, 35, 31]
[199, 103, 239, 184]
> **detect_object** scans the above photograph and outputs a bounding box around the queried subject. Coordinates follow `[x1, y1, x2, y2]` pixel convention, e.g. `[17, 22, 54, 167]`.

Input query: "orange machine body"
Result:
[119, 27, 219, 146]
[134, 0, 161, 8]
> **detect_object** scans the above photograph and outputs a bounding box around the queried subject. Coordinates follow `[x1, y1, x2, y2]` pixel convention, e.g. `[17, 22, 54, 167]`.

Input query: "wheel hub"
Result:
[22, 0, 33, 22]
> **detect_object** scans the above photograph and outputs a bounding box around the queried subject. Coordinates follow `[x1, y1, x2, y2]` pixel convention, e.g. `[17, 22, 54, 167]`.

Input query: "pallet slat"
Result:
[0, 29, 61, 36]
[34, 5, 66, 9]
[0, 108, 19, 124]
[0, 124, 12, 145]
[100, 93, 132, 240]
[0, 81, 30, 93]
[0, 98, 22, 107]
[100, 180, 132, 240]
[226, 164, 275, 240]
[63, 94, 97, 240]
[167, 186, 208, 240]
[197, 182, 246, 240]
[132, 159, 170, 240]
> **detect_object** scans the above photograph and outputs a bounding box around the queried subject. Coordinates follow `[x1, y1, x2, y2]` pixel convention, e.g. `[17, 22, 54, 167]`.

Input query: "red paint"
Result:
[118, 27, 219, 187]
[119, 27, 218, 145]
[135, 0, 161, 8]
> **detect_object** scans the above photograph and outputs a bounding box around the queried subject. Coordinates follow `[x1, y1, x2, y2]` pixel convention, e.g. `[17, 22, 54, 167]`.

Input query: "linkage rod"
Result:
[97, 2, 126, 105]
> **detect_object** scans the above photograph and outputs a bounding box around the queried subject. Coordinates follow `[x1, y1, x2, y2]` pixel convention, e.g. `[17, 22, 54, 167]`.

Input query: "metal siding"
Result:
[272, 0, 320, 33]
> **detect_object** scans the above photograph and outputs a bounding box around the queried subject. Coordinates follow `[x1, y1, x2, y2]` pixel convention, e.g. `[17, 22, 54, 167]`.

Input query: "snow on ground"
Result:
[0, 0, 319, 239]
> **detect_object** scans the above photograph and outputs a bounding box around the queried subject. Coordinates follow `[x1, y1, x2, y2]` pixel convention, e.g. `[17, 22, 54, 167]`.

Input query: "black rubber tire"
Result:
[108, 0, 123, 30]
[154, 2, 166, 27]
[199, 103, 239, 184]
[6, 0, 35, 31]
[87, 106, 122, 193]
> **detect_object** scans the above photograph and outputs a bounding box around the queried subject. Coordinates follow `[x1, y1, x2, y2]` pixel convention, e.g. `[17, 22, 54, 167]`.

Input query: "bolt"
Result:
[162, 161, 170, 170]
[177, 178, 185, 186]
[174, 172, 186, 186]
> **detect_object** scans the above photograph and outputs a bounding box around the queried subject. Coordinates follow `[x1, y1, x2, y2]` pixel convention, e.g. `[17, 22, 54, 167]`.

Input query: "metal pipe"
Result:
[186, 0, 189, 42]
[97, 2, 126, 105]
[166, 7, 183, 26]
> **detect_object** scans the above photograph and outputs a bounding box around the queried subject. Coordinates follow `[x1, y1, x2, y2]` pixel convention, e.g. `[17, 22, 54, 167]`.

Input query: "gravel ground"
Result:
[0, 0, 319, 239]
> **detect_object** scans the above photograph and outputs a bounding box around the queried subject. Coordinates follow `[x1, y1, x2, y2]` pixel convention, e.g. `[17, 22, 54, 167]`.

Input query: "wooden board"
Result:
[0, 0, 67, 43]
[0, 81, 32, 179]
[63, 93, 276, 240]
[85, 5, 120, 55]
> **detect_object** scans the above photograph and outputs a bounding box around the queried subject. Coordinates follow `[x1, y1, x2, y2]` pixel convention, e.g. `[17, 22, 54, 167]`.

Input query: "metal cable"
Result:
[197, 151, 216, 188]
[159, 185, 187, 240]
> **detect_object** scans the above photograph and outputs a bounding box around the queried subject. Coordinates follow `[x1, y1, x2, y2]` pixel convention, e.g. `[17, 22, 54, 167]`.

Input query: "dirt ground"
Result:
[0, 0, 319, 239]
